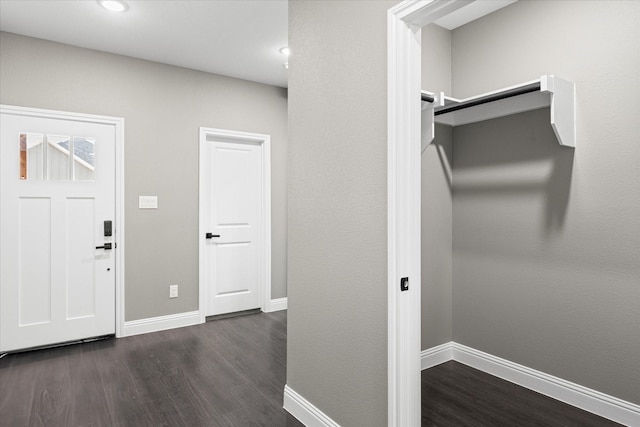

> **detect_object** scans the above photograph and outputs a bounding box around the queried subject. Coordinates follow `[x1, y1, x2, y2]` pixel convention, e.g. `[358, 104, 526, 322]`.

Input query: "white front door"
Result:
[200, 129, 270, 316]
[0, 107, 118, 352]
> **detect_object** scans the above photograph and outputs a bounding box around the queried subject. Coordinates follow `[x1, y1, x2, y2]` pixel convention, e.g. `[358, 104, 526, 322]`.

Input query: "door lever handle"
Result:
[96, 243, 113, 250]
[206, 233, 220, 239]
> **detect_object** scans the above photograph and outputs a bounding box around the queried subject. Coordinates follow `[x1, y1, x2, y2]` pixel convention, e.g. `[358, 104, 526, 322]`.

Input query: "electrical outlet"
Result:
[169, 284, 178, 299]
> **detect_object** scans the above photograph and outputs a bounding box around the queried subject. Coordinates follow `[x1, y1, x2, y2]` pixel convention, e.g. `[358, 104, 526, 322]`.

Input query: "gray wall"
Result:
[0, 32, 289, 322]
[287, 1, 395, 425]
[421, 24, 453, 349]
[450, 1, 640, 404]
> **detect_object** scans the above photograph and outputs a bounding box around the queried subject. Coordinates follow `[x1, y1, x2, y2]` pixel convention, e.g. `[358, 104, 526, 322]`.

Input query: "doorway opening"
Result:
[387, 1, 487, 425]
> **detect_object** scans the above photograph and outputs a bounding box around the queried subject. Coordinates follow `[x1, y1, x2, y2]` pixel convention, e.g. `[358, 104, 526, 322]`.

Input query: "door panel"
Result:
[66, 197, 97, 319]
[204, 139, 263, 316]
[18, 197, 52, 326]
[1, 109, 116, 352]
[216, 242, 256, 295]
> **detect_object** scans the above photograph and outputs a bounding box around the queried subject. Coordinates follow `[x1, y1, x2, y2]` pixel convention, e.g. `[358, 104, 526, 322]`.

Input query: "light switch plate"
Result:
[139, 196, 158, 209]
[169, 284, 178, 298]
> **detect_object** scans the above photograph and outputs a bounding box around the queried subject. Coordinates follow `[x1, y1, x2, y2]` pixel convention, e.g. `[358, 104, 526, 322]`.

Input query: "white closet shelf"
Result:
[421, 75, 575, 152]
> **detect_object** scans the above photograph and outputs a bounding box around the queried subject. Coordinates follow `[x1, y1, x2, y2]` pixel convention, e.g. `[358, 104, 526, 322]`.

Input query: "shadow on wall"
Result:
[452, 107, 574, 235]
[434, 140, 452, 192]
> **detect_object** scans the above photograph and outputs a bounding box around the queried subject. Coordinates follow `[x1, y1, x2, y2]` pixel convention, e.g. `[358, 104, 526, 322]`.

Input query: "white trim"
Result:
[283, 385, 341, 427]
[420, 342, 453, 370]
[199, 128, 207, 323]
[387, 4, 423, 425]
[122, 310, 201, 337]
[387, 2, 472, 425]
[0, 104, 126, 340]
[452, 343, 640, 427]
[434, 0, 516, 30]
[264, 297, 287, 313]
[420, 342, 640, 426]
[114, 112, 126, 339]
[198, 127, 272, 322]
[262, 138, 273, 312]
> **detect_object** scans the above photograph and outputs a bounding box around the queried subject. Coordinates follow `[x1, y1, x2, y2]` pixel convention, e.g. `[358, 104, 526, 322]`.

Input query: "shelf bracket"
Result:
[421, 91, 444, 153]
[421, 103, 435, 153]
[541, 75, 576, 148]
[421, 75, 576, 151]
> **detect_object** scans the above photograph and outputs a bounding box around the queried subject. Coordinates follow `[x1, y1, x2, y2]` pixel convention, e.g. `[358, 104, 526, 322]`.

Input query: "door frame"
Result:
[0, 104, 126, 339]
[386, 1, 473, 425]
[198, 127, 271, 323]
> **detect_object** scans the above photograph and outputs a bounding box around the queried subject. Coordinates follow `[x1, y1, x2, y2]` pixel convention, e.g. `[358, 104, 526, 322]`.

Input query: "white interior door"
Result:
[202, 133, 267, 316]
[1, 108, 117, 352]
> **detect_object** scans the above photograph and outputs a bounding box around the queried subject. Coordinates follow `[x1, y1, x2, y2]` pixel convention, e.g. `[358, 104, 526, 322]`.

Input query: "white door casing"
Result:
[387, 1, 472, 426]
[0, 105, 125, 352]
[199, 128, 271, 319]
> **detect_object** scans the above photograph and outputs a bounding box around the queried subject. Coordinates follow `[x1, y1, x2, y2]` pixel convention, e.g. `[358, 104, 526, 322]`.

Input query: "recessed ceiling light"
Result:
[279, 47, 290, 56]
[98, 0, 128, 12]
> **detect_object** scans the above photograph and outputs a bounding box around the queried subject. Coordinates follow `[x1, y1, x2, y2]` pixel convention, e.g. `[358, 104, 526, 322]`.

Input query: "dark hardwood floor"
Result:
[1, 312, 623, 427]
[0, 311, 303, 427]
[422, 361, 621, 427]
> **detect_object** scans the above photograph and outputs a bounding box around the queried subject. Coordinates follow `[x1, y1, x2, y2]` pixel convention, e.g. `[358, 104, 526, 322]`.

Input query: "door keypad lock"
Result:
[98, 221, 113, 250]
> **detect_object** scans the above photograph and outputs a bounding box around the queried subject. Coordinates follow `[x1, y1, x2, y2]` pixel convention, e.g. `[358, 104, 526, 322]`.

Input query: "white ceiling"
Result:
[0, 1, 516, 90]
[0, 0, 289, 88]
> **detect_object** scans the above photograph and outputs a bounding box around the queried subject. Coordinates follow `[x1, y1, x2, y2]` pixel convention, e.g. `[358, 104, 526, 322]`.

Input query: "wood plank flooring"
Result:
[1, 311, 623, 426]
[422, 360, 621, 426]
[0, 311, 303, 427]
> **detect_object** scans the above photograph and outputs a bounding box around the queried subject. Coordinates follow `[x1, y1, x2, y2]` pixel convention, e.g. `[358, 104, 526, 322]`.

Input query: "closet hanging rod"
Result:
[421, 93, 435, 103]
[434, 83, 541, 116]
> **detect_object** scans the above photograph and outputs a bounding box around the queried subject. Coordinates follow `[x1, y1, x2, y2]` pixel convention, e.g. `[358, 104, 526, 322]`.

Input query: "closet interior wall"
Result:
[421, 0, 640, 405]
[421, 23, 453, 350]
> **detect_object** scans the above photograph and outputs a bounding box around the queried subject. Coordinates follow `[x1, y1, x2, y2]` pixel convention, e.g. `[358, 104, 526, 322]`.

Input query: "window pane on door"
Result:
[19, 133, 45, 180]
[73, 137, 95, 181]
[19, 134, 96, 182]
[47, 135, 71, 180]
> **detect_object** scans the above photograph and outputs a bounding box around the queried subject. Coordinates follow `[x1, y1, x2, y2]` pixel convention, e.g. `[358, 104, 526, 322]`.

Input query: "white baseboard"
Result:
[283, 384, 340, 427]
[420, 342, 640, 426]
[123, 310, 201, 337]
[123, 301, 286, 337]
[264, 297, 287, 313]
[420, 342, 453, 370]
